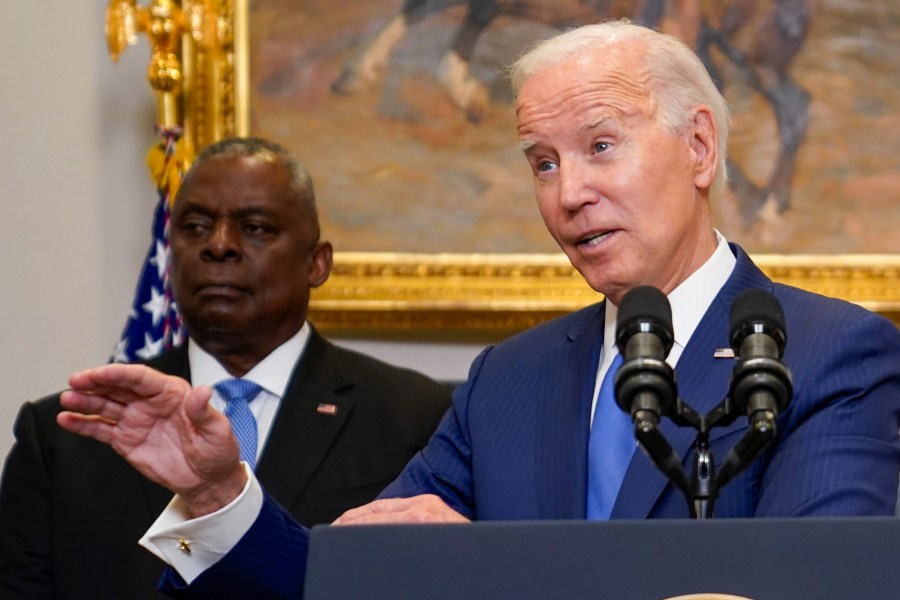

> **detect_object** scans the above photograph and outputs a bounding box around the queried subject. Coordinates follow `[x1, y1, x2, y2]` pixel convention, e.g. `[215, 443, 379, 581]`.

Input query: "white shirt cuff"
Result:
[138, 463, 264, 584]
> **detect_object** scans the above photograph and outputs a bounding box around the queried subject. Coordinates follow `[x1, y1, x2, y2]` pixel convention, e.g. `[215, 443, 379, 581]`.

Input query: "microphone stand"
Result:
[613, 285, 791, 519]
[615, 286, 792, 519]
[634, 395, 779, 519]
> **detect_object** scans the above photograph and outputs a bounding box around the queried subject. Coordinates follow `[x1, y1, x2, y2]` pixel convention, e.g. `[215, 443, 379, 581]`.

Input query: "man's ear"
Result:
[690, 107, 718, 190]
[308, 241, 333, 288]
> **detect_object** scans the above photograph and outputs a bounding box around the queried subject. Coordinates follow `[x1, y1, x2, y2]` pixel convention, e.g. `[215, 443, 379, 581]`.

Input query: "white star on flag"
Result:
[135, 333, 165, 360]
[150, 239, 170, 280]
[142, 286, 168, 327]
[110, 338, 130, 364]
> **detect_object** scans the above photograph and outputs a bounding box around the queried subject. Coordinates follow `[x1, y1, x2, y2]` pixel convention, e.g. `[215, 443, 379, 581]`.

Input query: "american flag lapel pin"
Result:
[713, 348, 735, 358]
[316, 403, 339, 416]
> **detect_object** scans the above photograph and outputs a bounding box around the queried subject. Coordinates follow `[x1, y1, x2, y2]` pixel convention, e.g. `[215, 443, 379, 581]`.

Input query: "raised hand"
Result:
[58, 363, 246, 517]
[333, 494, 470, 525]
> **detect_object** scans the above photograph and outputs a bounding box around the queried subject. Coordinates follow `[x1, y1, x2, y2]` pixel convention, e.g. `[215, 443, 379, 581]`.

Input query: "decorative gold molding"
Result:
[308, 253, 900, 333]
[106, 0, 189, 128]
[180, 0, 240, 156]
[108, 1, 899, 334]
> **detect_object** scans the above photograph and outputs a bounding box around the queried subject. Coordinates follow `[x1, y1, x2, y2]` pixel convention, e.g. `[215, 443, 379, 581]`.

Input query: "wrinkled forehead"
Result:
[514, 45, 656, 128]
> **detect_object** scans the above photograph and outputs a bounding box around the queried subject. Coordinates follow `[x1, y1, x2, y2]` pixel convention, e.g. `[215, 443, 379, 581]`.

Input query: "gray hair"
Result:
[510, 20, 730, 191]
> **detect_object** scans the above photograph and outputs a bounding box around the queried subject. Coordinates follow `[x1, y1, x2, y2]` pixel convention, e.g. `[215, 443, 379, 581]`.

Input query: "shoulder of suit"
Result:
[316, 338, 451, 402]
[773, 282, 898, 341]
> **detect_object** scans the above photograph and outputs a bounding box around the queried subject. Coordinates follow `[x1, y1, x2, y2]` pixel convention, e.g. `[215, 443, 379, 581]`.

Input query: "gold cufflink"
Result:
[177, 538, 192, 554]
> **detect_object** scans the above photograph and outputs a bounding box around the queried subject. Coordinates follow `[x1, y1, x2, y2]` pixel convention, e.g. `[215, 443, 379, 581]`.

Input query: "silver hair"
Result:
[510, 20, 730, 191]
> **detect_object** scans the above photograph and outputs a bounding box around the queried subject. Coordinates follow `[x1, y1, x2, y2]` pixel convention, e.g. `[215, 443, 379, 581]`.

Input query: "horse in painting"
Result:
[331, 0, 814, 224]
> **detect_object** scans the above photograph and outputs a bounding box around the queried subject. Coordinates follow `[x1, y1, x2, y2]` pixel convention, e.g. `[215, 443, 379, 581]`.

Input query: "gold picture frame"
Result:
[149, 0, 900, 333]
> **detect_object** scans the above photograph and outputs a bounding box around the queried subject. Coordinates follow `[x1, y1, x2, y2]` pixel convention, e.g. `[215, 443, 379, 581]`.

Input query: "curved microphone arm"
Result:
[713, 411, 778, 491]
[631, 409, 692, 501]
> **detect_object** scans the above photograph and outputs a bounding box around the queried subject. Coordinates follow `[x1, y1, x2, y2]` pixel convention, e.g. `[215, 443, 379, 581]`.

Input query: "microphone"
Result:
[614, 285, 677, 424]
[714, 289, 793, 489]
[613, 285, 689, 497]
[728, 289, 793, 420]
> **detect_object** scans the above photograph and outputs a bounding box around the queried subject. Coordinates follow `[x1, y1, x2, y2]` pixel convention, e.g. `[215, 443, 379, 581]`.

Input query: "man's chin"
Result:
[579, 270, 630, 305]
[186, 311, 251, 337]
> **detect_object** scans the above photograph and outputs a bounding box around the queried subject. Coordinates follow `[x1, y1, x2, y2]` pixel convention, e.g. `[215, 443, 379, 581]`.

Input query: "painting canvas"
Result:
[246, 0, 899, 256]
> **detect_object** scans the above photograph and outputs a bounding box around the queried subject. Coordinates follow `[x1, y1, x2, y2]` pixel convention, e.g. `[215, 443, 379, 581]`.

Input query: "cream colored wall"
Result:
[0, 4, 487, 457]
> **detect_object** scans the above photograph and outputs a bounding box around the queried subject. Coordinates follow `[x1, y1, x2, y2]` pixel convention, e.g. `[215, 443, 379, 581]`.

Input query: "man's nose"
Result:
[203, 222, 240, 260]
[558, 159, 599, 213]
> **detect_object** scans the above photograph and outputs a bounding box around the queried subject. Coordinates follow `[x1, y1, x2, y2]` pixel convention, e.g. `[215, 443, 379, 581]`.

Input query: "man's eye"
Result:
[537, 160, 558, 173]
[181, 220, 207, 234]
[594, 141, 610, 153]
[244, 223, 273, 236]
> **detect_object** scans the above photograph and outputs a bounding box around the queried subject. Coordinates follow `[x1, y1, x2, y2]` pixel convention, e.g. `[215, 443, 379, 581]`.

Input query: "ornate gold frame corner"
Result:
[113, 0, 900, 334]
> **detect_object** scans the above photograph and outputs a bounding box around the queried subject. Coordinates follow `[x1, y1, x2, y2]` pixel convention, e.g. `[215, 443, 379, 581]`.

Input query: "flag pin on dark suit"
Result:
[317, 403, 338, 415]
[714, 348, 735, 358]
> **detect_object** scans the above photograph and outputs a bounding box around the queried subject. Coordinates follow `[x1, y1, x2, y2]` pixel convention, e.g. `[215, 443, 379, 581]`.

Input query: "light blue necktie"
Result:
[587, 353, 633, 519]
[214, 378, 263, 470]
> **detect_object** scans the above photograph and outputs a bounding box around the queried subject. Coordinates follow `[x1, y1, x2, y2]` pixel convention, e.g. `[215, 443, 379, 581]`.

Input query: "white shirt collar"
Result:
[666, 231, 735, 361]
[602, 231, 735, 367]
[187, 321, 311, 398]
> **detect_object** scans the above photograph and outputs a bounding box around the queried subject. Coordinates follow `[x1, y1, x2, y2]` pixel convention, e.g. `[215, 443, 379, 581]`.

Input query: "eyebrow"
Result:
[517, 111, 619, 152]
[230, 206, 278, 218]
[176, 201, 279, 220]
[174, 200, 212, 216]
[581, 114, 614, 132]
[517, 140, 535, 153]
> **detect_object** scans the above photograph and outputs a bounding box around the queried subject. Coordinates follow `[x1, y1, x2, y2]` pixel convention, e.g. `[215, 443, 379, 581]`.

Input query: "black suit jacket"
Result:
[0, 328, 452, 600]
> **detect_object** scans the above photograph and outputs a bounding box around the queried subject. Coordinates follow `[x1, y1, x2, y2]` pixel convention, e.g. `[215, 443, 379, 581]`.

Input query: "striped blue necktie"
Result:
[586, 353, 633, 519]
[214, 378, 263, 470]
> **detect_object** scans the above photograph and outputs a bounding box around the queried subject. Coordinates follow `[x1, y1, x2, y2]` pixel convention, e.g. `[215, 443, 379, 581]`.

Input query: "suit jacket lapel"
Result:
[255, 329, 354, 511]
[536, 302, 604, 519]
[613, 245, 774, 518]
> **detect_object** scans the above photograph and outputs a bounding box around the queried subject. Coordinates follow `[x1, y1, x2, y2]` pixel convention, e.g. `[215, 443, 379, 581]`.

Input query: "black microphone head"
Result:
[729, 288, 787, 355]
[615, 285, 674, 355]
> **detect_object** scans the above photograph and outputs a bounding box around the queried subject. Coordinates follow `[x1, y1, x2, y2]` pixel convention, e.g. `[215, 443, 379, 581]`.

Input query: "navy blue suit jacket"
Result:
[384, 244, 900, 519]
[163, 245, 900, 598]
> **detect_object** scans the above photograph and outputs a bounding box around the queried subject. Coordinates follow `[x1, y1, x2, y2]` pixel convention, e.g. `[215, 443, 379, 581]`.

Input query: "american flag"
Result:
[111, 128, 187, 363]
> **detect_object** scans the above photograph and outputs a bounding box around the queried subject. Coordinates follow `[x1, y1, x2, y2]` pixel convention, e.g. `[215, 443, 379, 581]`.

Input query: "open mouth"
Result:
[578, 230, 614, 247]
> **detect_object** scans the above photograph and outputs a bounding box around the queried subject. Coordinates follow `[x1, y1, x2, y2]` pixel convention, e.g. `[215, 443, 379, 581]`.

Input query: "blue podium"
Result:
[304, 517, 900, 599]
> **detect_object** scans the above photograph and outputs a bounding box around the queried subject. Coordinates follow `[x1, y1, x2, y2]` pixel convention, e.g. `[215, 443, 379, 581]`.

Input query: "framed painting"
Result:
[177, 0, 899, 332]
